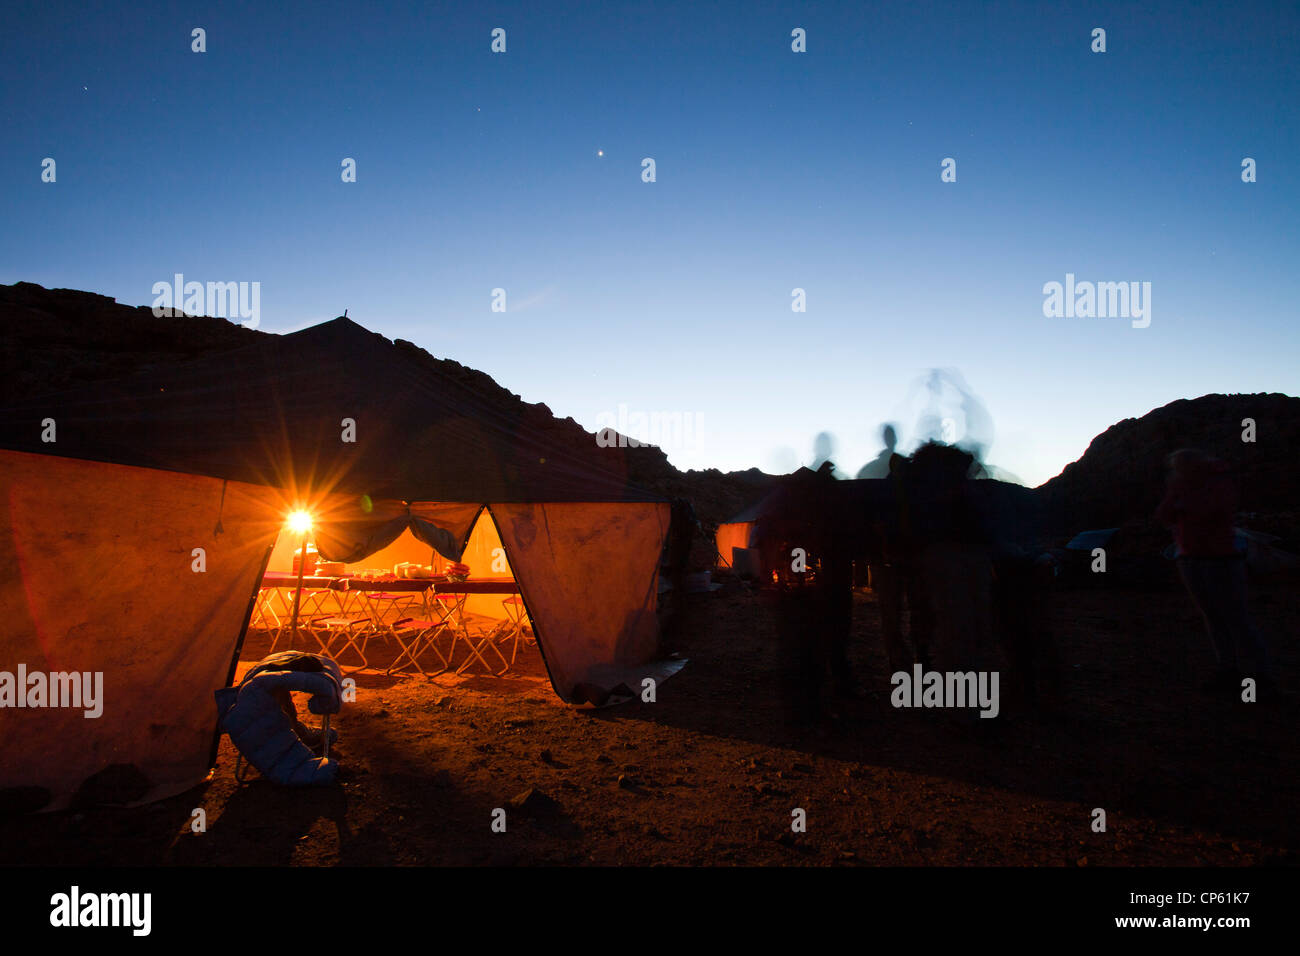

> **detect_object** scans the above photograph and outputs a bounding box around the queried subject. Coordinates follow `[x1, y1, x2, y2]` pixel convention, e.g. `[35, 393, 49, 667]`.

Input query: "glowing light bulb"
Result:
[287, 510, 313, 534]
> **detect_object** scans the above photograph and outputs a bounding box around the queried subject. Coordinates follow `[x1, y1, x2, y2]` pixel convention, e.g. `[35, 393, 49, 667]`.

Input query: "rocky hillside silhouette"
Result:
[1037, 393, 1300, 542]
[0, 282, 772, 524]
[5, 283, 1295, 540]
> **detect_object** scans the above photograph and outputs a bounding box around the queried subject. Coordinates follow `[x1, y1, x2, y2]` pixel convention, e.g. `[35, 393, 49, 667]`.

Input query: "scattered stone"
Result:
[507, 787, 557, 815]
[539, 749, 553, 764]
[596, 753, 612, 764]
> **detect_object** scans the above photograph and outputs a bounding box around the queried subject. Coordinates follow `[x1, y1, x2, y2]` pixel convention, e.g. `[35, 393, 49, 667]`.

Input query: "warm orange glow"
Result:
[286, 510, 314, 535]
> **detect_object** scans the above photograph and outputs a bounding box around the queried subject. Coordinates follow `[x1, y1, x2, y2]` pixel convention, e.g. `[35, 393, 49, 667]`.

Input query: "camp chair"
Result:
[491, 595, 532, 669]
[443, 597, 511, 676]
[270, 588, 338, 652]
[385, 617, 451, 676]
[362, 590, 426, 635]
[251, 588, 283, 641]
[305, 616, 371, 671]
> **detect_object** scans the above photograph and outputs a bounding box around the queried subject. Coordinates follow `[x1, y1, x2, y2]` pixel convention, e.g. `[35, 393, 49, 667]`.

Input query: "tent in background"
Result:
[0, 317, 671, 812]
[714, 499, 768, 569]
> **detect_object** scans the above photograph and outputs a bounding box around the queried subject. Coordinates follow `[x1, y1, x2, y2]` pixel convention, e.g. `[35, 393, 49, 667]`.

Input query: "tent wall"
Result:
[490, 501, 669, 700]
[0, 449, 280, 812]
[715, 521, 756, 567]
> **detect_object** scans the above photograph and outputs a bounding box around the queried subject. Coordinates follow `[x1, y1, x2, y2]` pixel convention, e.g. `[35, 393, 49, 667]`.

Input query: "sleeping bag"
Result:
[214, 651, 343, 786]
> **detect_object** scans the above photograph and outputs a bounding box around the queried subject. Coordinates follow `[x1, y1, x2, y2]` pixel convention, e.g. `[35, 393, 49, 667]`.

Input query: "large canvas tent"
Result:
[0, 317, 670, 811]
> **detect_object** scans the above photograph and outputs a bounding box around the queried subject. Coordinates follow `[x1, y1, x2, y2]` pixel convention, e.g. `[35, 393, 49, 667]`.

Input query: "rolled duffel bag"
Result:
[214, 652, 343, 786]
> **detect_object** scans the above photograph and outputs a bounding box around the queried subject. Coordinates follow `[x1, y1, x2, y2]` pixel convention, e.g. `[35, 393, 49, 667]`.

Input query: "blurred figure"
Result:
[811, 431, 836, 471]
[856, 423, 898, 479]
[1155, 449, 1271, 695]
[870, 450, 934, 673]
[904, 442, 995, 678]
[659, 497, 700, 650]
[990, 545, 1062, 710]
[753, 463, 857, 730]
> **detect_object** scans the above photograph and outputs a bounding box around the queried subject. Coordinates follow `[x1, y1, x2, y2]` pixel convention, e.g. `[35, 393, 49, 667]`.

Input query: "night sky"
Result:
[4, 1, 1297, 485]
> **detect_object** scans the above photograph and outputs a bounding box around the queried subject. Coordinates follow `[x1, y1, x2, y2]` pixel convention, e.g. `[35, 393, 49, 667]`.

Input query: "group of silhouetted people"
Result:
[745, 436, 1272, 731]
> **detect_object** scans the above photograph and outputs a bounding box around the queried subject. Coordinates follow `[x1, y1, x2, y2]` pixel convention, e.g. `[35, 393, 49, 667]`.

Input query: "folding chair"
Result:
[250, 588, 283, 642]
[306, 616, 371, 670]
[385, 617, 451, 676]
[434, 593, 510, 676]
[491, 595, 532, 670]
[362, 590, 426, 631]
[270, 588, 336, 652]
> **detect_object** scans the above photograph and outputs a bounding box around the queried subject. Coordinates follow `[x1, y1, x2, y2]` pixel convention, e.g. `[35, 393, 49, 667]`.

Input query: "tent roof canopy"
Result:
[0, 316, 660, 504]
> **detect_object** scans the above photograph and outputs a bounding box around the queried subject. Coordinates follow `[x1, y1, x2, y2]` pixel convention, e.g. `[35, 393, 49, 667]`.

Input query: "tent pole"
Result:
[290, 536, 307, 641]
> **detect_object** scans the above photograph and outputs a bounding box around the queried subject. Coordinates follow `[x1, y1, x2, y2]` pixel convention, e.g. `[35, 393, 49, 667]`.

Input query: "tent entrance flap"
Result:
[488, 501, 671, 702]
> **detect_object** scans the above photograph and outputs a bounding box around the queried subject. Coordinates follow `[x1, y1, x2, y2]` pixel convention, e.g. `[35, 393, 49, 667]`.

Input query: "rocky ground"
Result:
[3, 575, 1295, 867]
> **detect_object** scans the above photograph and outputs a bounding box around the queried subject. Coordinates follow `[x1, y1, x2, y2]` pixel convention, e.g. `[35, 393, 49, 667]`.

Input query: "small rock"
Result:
[539, 749, 553, 763]
[507, 787, 557, 815]
[596, 753, 612, 764]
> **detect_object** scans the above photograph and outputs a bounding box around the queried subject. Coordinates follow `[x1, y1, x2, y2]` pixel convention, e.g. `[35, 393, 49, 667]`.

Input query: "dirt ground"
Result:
[3, 577, 1297, 866]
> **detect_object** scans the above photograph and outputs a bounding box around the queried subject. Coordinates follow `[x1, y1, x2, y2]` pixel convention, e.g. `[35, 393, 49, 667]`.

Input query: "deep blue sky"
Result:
[4, 1, 1297, 486]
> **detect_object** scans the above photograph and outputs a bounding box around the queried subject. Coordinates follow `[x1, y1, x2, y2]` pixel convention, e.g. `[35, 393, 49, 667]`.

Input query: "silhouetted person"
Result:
[1155, 449, 1270, 695]
[856, 423, 898, 480]
[990, 545, 1061, 710]
[660, 497, 700, 650]
[872, 450, 934, 673]
[811, 432, 836, 472]
[754, 463, 856, 729]
[903, 442, 995, 680]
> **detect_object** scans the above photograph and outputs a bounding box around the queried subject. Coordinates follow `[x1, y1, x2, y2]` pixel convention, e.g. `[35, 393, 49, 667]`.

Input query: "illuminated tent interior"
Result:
[0, 317, 672, 811]
[714, 499, 765, 569]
